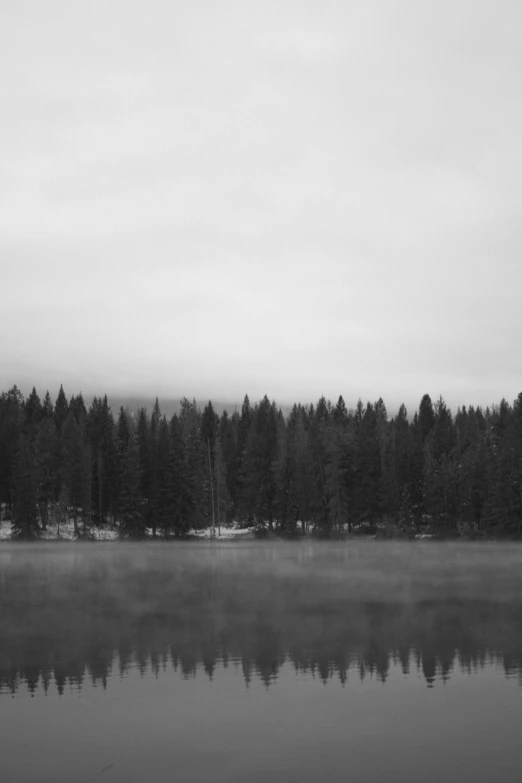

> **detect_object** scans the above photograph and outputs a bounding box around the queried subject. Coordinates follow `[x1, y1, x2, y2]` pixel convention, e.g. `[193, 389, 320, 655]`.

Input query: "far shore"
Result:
[2, 517, 519, 543]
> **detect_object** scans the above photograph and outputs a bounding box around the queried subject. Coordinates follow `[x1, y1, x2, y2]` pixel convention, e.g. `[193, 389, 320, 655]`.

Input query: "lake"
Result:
[1, 541, 522, 782]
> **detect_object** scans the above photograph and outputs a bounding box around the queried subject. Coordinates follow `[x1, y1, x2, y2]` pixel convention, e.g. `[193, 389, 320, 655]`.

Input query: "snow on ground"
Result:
[94, 528, 119, 541]
[0, 520, 11, 540]
[0, 515, 434, 542]
[0, 517, 251, 542]
[189, 525, 255, 540]
[0, 519, 119, 542]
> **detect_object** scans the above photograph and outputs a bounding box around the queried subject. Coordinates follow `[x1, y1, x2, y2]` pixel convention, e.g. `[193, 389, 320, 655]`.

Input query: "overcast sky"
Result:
[2, 0, 521, 414]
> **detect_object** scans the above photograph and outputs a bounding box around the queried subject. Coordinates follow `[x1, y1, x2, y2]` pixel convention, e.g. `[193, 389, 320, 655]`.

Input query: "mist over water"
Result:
[2, 542, 522, 783]
[2, 541, 522, 693]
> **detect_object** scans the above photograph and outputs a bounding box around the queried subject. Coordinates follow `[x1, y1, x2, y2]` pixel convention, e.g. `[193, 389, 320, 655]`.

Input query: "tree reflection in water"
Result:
[1, 541, 522, 695]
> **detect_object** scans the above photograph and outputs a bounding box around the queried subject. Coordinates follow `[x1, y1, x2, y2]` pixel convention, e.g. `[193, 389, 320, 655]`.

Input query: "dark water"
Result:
[2, 542, 522, 783]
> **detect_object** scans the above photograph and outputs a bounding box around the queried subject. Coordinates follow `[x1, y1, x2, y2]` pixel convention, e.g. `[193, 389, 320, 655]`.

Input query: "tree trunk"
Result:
[217, 448, 220, 537]
[98, 450, 103, 526]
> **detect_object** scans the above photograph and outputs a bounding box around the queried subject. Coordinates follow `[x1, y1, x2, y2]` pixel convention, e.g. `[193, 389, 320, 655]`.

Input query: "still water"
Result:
[1, 541, 522, 782]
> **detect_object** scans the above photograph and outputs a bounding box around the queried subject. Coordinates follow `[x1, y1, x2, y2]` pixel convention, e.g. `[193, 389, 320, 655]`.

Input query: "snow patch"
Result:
[189, 525, 255, 540]
[0, 519, 119, 542]
[0, 520, 11, 540]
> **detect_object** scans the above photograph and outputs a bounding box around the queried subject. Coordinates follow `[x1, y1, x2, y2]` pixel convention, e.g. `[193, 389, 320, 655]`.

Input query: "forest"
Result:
[1, 384, 522, 539]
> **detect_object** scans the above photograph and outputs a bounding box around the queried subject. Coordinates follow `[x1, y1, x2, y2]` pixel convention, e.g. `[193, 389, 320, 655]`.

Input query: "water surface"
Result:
[1, 541, 522, 782]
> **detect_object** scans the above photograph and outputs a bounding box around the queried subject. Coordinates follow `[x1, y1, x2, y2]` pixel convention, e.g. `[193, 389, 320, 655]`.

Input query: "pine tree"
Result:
[170, 414, 190, 536]
[54, 385, 69, 433]
[511, 393, 522, 529]
[409, 414, 426, 523]
[398, 484, 415, 533]
[418, 394, 435, 443]
[12, 433, 39, 538]
[114, 406, 131, 521]
[136, 407, 152, 529]
[42, 391, 54, 419]
[35, 417, 60, 530]
[118, 435, 145, 538]
[201, 401, 218, 462]
[69, 393, 87, 425]
[149, 401, 161, 537]
[0, 385, 24, 516]
[325, 422, 349, 535]
[78, 414, 93, 536]
[60, 411, 84, 535]
[333, 395, 348, 425]
[282, 404, 314, 534]
[185, 421, 208, 530]
[358, 403, 382, 526]
[308, 399, 332, 535]
[24, 387, 43, 430]
[236, 421, 257, 526]
[157, 416, 176, 537]
[86, 395, 116, 527]
[388, 404, 410, 517]
[215, 437, 232, 534]
[219, 409, 241, 519]
[283, 405, 300, 531]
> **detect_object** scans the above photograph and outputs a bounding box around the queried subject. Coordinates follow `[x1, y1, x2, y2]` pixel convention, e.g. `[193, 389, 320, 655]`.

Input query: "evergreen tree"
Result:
[398, 484, 415, 533]
[170, 414, 190, 536]
[24, 387, 43, 430]
[60, 411, 85, 534]
[157, 416, 176, 537]
[35, 417, 60, 530]
[201, 401, 218, 461]
[185, 420, 208, 530]
[54, 385, 69, 433]
[0, 385, 25, 515]
[409, 413, 426, 523]
[69, 393, 87, 424]
[234, 396, 254, 524]
[333, 395, 348, 425]
[118, 435, 145, 538]
[136, 407, 152, 525]
[87, 396, 116, 526]
[219, 409, 241, 519]
[12, 433, 39, 538]
[388, 404, 410, 516]
[308, 398, 333, 535]
[238, 397, 280, 531]
[418, 394, 435, 443]
[215, 437, 232, 534]
[358, 403, 382, 525]
[79, 435, 93, 537]
[115, 407, 132, 526]
[42, 391, 54, 419]
[296, 409, 315, 533]
[325, 421, 349, 535]
[149, 400, 161, 537]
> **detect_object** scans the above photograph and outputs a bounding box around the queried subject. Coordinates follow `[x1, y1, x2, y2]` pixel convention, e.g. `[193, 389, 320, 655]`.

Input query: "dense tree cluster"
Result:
[1, 384, 522, 537]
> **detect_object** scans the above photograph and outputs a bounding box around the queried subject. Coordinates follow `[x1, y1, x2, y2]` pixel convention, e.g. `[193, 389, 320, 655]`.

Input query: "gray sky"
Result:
[2, 0, 521, 414]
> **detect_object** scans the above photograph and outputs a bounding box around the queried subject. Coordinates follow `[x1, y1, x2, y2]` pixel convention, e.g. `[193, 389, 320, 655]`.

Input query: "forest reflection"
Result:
[2, 542, 522, 695]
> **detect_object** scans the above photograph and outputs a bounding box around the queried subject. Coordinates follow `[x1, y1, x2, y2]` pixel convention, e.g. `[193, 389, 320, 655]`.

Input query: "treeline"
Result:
[1, 385, 522, 538]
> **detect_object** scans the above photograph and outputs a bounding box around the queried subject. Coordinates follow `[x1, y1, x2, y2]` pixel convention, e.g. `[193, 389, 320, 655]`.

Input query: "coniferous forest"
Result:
[1, 384, 522, 539]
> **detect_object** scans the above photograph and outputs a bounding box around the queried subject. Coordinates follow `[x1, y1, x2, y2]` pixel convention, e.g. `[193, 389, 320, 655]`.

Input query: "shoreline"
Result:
[1, 522, 520, 544]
